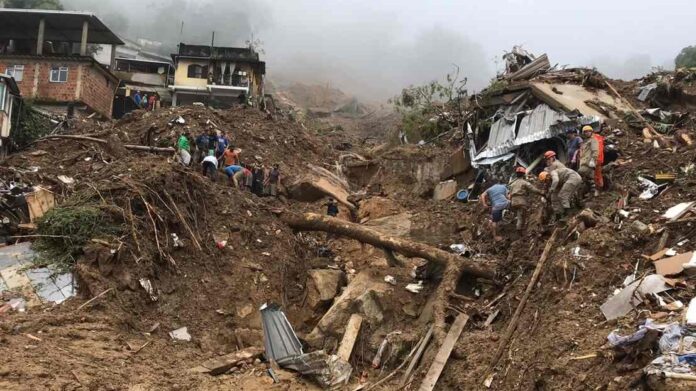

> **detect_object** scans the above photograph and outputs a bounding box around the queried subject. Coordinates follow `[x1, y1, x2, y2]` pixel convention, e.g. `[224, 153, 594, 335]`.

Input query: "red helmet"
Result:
[515, 167, 527, 174]
[544, 151, 557, 159]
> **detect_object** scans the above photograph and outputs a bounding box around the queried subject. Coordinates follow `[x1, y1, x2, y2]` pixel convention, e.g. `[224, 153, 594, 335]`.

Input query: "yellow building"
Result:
[169, 43, 265, 107]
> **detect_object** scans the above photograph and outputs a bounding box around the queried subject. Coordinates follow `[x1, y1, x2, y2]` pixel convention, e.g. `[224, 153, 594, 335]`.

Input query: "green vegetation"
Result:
[9, 101, 54, 150]
[34, 205, 120, 272]
[391, 68, 469, 142]
[675, 46, 696, 69]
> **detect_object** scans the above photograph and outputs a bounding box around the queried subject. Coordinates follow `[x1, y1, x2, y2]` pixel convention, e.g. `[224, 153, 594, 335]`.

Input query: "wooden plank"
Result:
[25, 187, 55, 222]
[399, 324, 434, 387]
[418, 314, 469, 391]
[337, 314, 363, 362]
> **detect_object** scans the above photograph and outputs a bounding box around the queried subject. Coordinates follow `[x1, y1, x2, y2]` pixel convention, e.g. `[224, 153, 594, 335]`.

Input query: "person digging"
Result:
[543, 150, 565, 173]
[509, 167, 544, 231]
[539, 167, 582, 222]
[481, 181, 509, 242]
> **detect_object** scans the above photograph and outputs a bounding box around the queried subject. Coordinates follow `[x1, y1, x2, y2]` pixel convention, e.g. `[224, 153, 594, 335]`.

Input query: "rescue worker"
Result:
[578, 125, 603, 197]
[539, 167, 582, 220]
[543, 150, 565, 172]
[566, 129, 583, 170]
[508, 167, 544, 230]
[481, 181, 509, 242]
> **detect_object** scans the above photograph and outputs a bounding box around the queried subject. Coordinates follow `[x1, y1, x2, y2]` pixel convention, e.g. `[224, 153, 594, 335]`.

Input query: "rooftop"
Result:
[174, 43, 260, 62]
[0, 8, 124, 45]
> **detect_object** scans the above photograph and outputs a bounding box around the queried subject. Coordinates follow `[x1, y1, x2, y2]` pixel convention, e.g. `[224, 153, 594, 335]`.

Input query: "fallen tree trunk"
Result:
[488, 228, 559, 373]
[281, 212, 495, 280]
[39, 135, 175, 153]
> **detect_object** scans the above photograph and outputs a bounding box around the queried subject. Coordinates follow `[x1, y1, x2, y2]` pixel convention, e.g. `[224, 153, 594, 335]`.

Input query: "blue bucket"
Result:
[456, 190, 469, 202]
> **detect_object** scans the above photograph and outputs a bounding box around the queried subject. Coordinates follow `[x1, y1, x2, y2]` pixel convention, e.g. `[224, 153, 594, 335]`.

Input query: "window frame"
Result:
[187, 64, 208, 79]
[49, 66, 69, 83]
[0, 83, 7, 112]
[6, 65, 24, 82]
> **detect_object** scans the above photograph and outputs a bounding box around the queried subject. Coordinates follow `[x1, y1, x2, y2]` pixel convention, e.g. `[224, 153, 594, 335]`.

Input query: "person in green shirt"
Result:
[177, 132, 192, 166]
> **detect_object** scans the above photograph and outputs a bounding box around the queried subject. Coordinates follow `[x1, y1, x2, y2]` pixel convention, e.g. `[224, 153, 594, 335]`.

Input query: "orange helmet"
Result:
[515, 166, 527, 174]
[544, 151, 556, 159]
[539, 171, 550, 182]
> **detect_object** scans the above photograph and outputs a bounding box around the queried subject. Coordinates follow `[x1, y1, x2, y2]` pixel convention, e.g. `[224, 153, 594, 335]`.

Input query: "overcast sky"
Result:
[63, 0, 696, 101]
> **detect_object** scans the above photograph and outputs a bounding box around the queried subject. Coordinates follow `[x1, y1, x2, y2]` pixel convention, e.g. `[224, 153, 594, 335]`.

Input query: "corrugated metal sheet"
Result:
[474, 115, 517, 160]
[260, 303, 303, 362]
[515, 104, 568, 146]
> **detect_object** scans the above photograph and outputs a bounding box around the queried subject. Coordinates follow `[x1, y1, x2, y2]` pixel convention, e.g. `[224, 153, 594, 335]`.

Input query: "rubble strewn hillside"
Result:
[2, 63, 696, 391]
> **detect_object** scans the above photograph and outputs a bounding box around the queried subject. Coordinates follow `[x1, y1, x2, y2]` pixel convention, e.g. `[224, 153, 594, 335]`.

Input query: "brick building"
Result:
[0, 9, 123, 118]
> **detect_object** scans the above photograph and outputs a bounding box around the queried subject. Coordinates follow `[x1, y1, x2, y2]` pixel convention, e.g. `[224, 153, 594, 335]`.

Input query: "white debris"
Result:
[169, 327, 191, 341]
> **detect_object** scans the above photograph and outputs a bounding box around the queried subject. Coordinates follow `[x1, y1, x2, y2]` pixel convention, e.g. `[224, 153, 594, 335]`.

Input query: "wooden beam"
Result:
[337, 314, 362, 362]
[418, 314, 469, 391]
[190, 347, 263, 375]
[399, 324, 434, 387]
[80, 20, 89, 56]
[36, 18, 45, 55]
[488, 229, 559, 372]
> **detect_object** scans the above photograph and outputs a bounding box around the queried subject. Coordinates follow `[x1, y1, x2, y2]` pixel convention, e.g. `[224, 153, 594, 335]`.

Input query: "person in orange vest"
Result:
[578, 125, 603, 197]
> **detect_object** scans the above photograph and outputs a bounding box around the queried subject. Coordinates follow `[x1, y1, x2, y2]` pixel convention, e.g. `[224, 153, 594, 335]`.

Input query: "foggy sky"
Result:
[62, 0, 696, 101]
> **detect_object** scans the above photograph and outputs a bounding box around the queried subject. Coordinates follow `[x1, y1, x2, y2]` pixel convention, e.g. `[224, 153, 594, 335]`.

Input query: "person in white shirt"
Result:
[202, 155, 218, 182]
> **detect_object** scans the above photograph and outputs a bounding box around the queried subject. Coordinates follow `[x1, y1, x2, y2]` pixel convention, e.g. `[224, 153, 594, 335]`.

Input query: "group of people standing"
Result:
[481, 124, 607, 241]
[132, 91, 159, 112]
[175, 128, 282, 197]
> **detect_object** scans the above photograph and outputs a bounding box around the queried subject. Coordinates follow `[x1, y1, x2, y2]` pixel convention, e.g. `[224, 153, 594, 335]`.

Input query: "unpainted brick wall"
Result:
[0, 59, 116, 118]
[79, 64, 116, 118]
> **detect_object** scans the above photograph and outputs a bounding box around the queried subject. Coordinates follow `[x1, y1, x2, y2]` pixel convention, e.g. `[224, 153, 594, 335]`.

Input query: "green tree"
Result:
[3, 0, 63, 9]
[675, 46, 696, 68]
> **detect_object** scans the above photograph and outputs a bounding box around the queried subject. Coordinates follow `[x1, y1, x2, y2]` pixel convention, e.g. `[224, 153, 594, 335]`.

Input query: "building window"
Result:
[0, 83, 6, 112]
[6, 65, 24, 82]
[187, 64, 208, 79]
[49, 66, 69, 83]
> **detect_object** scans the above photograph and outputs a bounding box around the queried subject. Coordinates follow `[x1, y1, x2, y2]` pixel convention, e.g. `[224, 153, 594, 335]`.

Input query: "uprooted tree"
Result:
[281, 212, 497, 341]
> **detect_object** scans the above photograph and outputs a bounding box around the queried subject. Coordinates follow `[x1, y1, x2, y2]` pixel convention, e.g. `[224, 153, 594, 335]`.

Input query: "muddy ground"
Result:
[1, 79, 696, 391]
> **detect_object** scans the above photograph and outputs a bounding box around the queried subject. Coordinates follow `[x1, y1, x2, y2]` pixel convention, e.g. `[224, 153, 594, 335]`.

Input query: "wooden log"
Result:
[604, 80, 663, 140]
[38, 135, 175, 153]
[281, 213, 495, 280]
[399, 324, 434, 387]
[488, 228, 559, 372]
[337, 314, 363, 362]
[190, 347, 264, 375]
[418, 314, 469, 391]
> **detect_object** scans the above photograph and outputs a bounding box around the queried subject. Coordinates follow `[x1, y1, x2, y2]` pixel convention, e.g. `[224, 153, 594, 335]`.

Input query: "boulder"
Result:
[433, 180, 458, 201]
[356, 290, 384, 324]
[307, 269, 346, 309]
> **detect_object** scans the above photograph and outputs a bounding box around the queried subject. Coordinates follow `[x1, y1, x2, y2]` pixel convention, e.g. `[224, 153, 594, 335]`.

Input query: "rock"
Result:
[307, 269, 346, 309]
[432, 180, 458, 201]
[237, 303, 254, 319]
[402, 302, 419, 318]
[307, 271, 390, 344]
[356, 290, 384, 324]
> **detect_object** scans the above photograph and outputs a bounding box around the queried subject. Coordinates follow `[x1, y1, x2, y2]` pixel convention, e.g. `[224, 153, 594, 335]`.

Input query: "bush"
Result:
[34, 205, 121, 272]
[675, 45, 696, 69]
[10, 101, 53, 150]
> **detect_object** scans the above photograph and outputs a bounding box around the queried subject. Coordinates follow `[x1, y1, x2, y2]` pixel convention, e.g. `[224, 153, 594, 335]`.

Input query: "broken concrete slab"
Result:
[0, 242, 75, 306]
[600, 275, 673, 321]
[530, 82, 628, 119]
[287, 164, 356, 210]
[307, 271, 390, 343]
[433, 180, 458, 201]
[307, 269, 346, 309]
[363, 212, 413, 238]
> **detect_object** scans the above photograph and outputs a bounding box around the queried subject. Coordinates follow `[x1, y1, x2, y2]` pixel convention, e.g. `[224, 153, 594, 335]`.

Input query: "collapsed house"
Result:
[467, 48, 629, 177]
